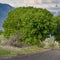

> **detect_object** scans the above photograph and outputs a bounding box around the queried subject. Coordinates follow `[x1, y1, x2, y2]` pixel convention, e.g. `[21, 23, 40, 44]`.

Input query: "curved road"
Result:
[0, 50, 60, 60]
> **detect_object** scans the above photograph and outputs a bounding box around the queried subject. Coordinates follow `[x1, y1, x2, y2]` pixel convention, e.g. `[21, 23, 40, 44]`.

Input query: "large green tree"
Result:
[54, 16, 60, 41]
[3, 7, 56, 45]
[0, 30, 3, 35]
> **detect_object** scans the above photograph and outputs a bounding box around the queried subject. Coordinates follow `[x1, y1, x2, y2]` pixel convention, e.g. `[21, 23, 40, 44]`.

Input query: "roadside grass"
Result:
[0, 48, 15, 56]
[0, 46, 44, 56]
[0, 35, 44, 56]
[17, 46, 43, 55]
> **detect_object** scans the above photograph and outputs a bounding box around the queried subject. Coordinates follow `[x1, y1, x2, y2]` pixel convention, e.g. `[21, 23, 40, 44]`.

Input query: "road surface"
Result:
[0, 50, 60, 60]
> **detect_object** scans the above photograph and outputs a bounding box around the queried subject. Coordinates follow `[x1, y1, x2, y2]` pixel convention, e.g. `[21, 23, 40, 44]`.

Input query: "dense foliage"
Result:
[54, 16, 60, 41]
[3, 7, 57, 45]
[0, 30, 3, 35]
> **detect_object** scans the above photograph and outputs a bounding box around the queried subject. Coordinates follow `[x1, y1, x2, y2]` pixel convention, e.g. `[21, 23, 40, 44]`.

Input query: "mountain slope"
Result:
[0, 3, 14, 30]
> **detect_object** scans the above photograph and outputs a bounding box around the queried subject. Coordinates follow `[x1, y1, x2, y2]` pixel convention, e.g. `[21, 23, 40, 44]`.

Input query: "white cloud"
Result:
[0, 0, 25, 7]
[0, 0, 60, 7]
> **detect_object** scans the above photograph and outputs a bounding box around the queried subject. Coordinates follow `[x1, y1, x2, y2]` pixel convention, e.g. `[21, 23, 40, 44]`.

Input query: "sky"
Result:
[0, 0, 25, 7]
[0, 0, 60, 7]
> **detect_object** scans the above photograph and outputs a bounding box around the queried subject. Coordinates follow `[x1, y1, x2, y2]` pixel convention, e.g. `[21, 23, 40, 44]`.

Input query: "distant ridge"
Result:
[0, 3, 14, 30]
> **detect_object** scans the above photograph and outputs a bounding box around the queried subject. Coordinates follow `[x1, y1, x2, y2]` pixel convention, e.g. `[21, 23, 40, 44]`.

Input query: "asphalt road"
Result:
[0, 50, 60, 60]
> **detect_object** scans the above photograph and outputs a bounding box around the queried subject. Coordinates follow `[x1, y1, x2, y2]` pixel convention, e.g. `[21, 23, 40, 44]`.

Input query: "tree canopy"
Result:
[54, 16, 60, 41]
[0, 30, 3, 35]
[3, 7, 57, 45]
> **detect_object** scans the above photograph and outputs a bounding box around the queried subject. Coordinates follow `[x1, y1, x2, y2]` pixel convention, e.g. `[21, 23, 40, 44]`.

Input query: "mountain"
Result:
[0, 3, 14, 30]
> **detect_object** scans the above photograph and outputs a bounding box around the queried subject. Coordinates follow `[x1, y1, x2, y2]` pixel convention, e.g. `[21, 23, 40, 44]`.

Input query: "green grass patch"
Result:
[0, 48, 11, 56]
[0, 48, 18, 56]
[0, 46, 44, 56]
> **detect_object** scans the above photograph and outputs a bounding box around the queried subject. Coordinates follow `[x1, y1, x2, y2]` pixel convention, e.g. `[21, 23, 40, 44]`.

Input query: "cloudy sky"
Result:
[0, 0, 60, 7]
[0, 0, 25, 7]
